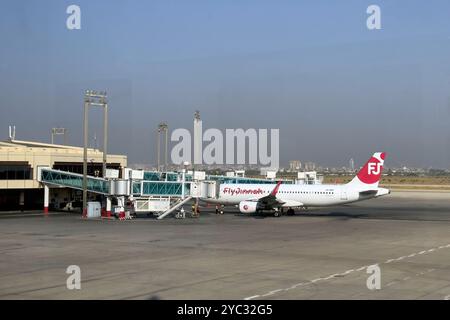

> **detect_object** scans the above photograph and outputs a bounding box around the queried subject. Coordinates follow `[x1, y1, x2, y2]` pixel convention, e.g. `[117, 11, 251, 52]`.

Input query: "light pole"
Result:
[82, 90, 108, 218]
[181, 161, 190, 199]
[156, 122, 168, 171]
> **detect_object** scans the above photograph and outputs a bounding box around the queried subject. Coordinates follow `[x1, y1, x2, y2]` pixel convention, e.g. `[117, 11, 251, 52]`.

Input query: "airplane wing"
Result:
[255, 181, 284, 209]
[249, 181, 302, 209]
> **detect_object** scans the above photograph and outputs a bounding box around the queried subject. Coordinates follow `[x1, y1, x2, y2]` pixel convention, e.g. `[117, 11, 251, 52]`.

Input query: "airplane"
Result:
[202, 152, 390, 216]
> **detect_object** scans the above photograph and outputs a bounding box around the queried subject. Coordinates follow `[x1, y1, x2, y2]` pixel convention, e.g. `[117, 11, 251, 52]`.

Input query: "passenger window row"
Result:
[277, 191, 334, 195]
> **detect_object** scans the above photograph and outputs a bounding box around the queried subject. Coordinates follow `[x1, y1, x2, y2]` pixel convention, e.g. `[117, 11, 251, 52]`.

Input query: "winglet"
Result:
[270, 181, 282, 196]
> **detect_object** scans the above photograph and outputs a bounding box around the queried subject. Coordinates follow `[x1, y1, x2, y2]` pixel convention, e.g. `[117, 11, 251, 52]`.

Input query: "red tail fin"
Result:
[348, 152, 386, 187]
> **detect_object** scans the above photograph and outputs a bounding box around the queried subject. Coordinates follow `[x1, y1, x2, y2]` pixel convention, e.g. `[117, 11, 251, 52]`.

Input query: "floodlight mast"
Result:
[51, 127, 68, 145]
[82, 90, 108, 217]
[156, 122, 168, 172]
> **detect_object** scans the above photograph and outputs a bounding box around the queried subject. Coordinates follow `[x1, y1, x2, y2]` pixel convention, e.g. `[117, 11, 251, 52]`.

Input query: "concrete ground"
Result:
[0, 190, 449, 300]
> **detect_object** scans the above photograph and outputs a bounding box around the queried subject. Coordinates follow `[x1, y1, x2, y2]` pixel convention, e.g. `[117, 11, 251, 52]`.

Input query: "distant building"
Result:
[289, 160, 302, 172]
[304, 162, 316, 171]
[349, 158, 355, 172]
[296, 171, 323, 185]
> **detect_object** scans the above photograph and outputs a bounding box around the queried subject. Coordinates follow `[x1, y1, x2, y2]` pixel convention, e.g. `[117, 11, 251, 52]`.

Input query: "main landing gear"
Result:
[274, 208, 296, 216]
[273, 208, 294, 217]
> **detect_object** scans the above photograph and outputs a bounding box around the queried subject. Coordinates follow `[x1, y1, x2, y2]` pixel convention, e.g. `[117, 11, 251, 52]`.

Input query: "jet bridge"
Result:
[37, 167, 218, 219]
[37, 167, 204, 197]
[38, 167, 112, 195]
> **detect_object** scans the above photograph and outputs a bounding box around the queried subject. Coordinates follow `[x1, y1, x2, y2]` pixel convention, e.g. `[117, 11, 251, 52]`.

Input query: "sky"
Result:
[1, 0, 450, 169]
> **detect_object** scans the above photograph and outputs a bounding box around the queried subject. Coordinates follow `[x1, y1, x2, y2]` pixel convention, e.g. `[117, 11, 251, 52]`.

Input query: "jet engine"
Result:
[239, 201, 258, 213]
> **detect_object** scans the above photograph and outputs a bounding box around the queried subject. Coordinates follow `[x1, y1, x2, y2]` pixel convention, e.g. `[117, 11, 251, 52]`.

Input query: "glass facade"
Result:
[0, 164, 32, 180]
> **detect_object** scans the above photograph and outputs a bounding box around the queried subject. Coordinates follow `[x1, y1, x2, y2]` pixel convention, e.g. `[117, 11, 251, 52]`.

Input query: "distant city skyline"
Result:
[1, 1, 450, 169]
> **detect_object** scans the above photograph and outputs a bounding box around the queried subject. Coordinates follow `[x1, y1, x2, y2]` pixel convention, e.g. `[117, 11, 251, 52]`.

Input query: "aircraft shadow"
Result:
[234, 211, 367, 220]
[296, 211, 367, 219]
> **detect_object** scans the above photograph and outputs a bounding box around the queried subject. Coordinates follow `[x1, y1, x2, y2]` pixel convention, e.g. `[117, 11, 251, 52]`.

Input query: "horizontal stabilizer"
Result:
[359, 190, 378, 196]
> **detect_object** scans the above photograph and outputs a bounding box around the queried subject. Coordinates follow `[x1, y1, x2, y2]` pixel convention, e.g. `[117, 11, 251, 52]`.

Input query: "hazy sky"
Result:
[1, 0, 450, 168]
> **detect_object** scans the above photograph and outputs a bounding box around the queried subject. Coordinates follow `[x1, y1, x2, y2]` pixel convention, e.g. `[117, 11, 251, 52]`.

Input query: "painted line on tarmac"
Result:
[385, 268, 435, 290]
[385, 281, 397, 287]
[244, 295, 261, 300]
[244, 243, 450, 300]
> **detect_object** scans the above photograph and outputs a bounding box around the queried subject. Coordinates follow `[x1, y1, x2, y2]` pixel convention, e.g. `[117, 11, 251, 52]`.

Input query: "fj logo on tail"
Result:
[354, 152, 386, 185]
[368, 162, 382, 175]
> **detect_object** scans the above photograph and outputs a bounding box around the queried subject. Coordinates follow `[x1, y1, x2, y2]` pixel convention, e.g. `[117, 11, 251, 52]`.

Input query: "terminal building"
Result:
[0, 139, 127, 211]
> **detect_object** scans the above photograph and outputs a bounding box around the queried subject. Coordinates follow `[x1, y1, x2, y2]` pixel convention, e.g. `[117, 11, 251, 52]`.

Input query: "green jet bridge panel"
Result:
[39, 168, 111, 195]
[38, 168, 193, 197]
[132, 181, 191, 197]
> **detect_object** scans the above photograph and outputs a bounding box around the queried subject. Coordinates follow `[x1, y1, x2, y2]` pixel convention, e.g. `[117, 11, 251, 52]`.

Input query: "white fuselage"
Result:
[203, 183, 389, 207]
